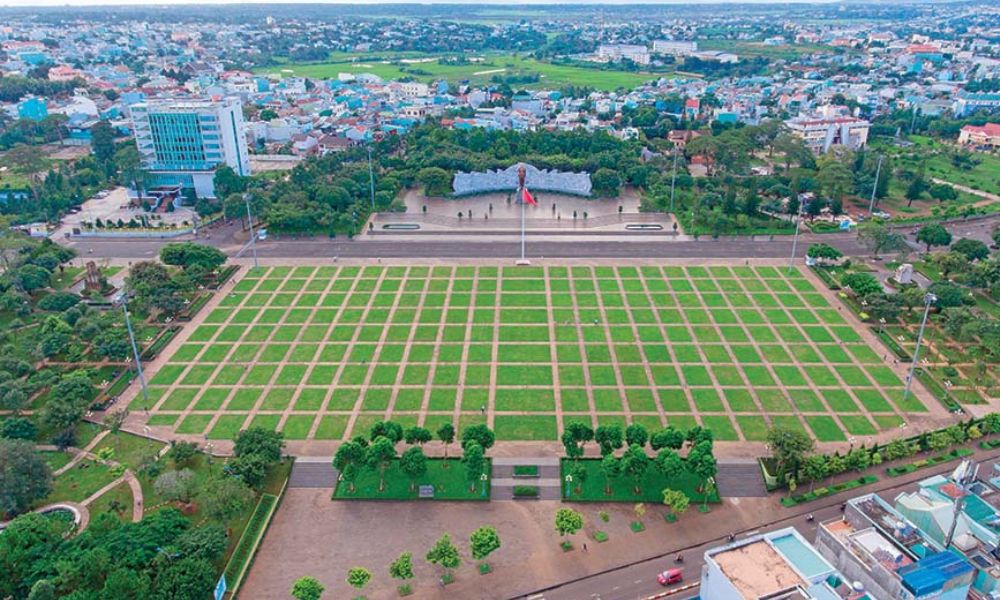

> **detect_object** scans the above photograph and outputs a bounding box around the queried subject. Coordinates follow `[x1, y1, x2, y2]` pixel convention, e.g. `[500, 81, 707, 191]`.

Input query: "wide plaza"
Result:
[130, 260, 947, 451]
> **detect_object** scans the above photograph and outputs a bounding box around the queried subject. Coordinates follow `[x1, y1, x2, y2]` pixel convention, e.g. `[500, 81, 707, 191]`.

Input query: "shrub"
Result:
[593, 531, 608, 542]
[560, 540, 573, 552]
[513, 485, 539, 497]
[598, 510, 609, 522]
[630, 521, 645, 532]
[478, 563, 492, 575]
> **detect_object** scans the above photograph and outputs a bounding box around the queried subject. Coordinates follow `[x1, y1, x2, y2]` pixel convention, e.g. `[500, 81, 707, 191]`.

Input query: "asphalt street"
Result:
[61, 213, 999, 260]
[66, 233, 869, 259]
[519, 449, 1000, 600]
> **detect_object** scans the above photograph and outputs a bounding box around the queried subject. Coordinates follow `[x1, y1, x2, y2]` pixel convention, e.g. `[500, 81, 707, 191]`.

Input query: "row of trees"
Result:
[768, 416, 1000, 493]
[333, 420, 495, 494]
[310, 526, 502, 598]
[561, 421, 717, 501]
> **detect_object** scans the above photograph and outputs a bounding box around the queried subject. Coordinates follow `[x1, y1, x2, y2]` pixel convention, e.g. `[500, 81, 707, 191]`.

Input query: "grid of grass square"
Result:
[142, 264, 923, 443]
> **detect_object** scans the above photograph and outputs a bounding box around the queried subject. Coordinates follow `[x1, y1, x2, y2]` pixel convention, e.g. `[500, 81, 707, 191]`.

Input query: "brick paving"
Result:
[121, 259, 950, 456]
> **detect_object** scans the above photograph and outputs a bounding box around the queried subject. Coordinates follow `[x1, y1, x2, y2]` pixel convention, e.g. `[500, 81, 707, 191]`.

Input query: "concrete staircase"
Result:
[289, 457, 337, 488]
[491, 457, 562, 500]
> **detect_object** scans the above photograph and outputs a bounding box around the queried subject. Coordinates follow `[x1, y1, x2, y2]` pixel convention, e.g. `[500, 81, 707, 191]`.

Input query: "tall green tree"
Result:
[0, 440, 52, 516]
[400, 446, 428, 492]
[916, 224, 952, 252]
[766, 426, 814, 483]
[365, 436, 397, 493]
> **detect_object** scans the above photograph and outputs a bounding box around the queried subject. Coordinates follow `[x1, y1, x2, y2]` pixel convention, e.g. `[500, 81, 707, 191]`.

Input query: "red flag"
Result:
[522, 187, 537, 206]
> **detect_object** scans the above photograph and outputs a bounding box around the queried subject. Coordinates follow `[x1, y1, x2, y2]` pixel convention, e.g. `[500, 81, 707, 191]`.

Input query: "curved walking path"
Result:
[36, 429, 160, 527]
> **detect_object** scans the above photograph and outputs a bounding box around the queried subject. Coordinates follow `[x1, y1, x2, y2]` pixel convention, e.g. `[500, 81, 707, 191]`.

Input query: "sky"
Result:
[1, 0, 840, 6]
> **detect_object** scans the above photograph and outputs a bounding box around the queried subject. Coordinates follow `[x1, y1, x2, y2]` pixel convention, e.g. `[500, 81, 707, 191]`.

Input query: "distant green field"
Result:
[257, 53, 661, 91]
[700, 39, 843, 61]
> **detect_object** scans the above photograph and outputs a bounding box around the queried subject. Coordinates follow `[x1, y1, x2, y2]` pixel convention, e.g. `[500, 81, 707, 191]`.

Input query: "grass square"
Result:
[806, 416, 847, 442]
[228, 388, 263, 411]
[560, 389, 591, 413]
[701, 416, 739, 441]
[494, 415, 557, 440]
[208, 415, 247, 440]
[176, 414, 213, 435]
[282, 415, 316, 440]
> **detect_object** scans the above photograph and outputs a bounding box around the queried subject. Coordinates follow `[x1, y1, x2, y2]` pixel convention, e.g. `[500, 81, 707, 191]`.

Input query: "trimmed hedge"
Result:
[513, 465, 539, 478]
[876, 330, 912, 361]
[886, 448, 973, 477]
[223, 494, 278, 595]
[811, 267, 841, 290]
[780, 475, 878, 507]
[513, 485, 539, 498]
[140, 326, 181, 361]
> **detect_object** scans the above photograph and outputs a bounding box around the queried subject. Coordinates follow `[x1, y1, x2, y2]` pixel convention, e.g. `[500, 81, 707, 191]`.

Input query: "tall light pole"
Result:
[788, 200, 804, 273]
[243, 192, 258, 270]
[868, 154, 883, 215]
[903, 292, 937, 402]
[116, 292, 148, 408]
[366, 144, 376, 211]
[669, 144, 679, 214]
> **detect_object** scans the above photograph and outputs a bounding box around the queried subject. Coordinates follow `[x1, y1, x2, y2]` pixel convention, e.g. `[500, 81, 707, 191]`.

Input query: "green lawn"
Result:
[144, 264, 929, 445]
[561, 458, 720, 504]
[256, 52, 661, 91]
[334, 458, 490, 501]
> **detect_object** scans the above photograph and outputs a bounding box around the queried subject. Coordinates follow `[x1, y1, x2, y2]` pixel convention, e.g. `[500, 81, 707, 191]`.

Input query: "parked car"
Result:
[657, 569, 683, 586]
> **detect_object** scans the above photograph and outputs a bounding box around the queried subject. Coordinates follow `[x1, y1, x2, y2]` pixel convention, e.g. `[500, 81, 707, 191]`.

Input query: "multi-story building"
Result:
[700, 527, 861, 599]
[785, 114, 871, 154]
[953, 93, 1000, 117]
[895, 471, 1000, 597]
[129, 97, 250, 198]
[652, 40, 698, 56]
[958, 123, 1000, 150]
[814, 494, 974, 600]
[596, 44, 651, 66]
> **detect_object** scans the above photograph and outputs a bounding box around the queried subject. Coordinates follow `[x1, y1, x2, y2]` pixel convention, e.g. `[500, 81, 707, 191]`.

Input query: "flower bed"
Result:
[780, 475, 878, 507]
[885, 448, 973, 477]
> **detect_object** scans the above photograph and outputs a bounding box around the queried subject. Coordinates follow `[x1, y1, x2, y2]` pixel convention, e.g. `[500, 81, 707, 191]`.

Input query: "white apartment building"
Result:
[652, 40, 698, 56]
[596, 44, 651, 65]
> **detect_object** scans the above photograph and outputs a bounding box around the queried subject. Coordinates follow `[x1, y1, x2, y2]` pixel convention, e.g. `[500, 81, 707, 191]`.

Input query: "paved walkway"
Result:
[491, 457, 561, 500]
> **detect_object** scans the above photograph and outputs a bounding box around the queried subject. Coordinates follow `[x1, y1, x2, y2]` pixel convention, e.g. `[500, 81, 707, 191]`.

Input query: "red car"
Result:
[657, 568, 683, 586]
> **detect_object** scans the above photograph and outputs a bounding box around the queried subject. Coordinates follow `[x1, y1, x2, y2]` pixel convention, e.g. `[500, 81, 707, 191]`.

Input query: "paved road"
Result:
[520, 448, 1000, 600]
[60, 212, 1000, 260]
[64, 234, 869, 259]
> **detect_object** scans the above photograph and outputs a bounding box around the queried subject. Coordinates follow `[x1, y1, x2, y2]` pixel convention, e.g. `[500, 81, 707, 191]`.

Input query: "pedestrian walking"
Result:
[480, 405, 486, 415]
[583, 543, 588, 552]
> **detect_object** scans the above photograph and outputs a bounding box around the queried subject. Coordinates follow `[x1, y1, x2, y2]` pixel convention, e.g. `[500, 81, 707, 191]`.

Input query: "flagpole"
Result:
[520, 187, 526, 262]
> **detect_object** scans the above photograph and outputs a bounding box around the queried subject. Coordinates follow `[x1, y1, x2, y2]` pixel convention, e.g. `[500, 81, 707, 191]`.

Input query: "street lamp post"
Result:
[243, 193, 258, 269]
[788, 201, 804, 273]
[366, 144, 376, 211]
[669, 145, 678, 214]
[903, 292, 937, 402]
[117, 292, 148, 408]
[868, 155, 884, 215]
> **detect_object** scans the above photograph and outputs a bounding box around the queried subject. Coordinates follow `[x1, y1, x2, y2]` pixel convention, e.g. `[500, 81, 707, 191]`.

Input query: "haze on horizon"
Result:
[1, 0, 842, 7]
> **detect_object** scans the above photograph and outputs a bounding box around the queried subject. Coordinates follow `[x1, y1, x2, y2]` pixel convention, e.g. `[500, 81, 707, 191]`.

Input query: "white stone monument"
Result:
[896, 263, 913, 284]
